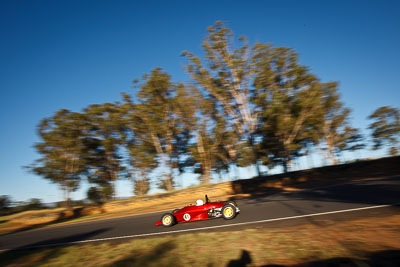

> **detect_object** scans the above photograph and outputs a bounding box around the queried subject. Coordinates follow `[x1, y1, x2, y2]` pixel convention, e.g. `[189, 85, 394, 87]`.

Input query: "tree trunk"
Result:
[66, 186, 71, 208]
[282, 160, 288, 173]
[150, 132, 174, 191]
[202, 160, 212, 184]
[197, 132, 212, 184]
[165, 135, 174, 191]
[282, 142, 292, 173]
[307, 152, 315, 169]
[326, 137, 338, 165]
[248, 135, 261, 177]
[164, 173, 174, 191]
[112, 179, 116, 200]
[287, 158, 293, 172]
[62, 185, 68, 208]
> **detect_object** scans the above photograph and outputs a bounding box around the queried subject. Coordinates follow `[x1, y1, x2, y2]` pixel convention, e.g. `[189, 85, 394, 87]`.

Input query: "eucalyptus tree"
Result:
[368, 106, 400, 155]
[83, 102, 127, 199]
[120, 94, 158, 194]
[315, 83, 364, 163]
[253, 45, 324, 172]
[126, 68, 189, 191]
[183, 21, 261, 175]
[26, 109, 88, 207]
[175, 85, 236, 184]
[336, 127, 365, 161]
[127, 121, 158, 195]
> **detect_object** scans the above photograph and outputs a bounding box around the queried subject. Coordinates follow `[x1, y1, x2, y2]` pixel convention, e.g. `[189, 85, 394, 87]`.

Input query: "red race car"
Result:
[154, 195, 240, 227]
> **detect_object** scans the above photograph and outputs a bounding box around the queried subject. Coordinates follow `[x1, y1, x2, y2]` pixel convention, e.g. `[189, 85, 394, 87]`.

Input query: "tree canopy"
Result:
[368, 106, 400, 155]
[27, 21, 395, 202]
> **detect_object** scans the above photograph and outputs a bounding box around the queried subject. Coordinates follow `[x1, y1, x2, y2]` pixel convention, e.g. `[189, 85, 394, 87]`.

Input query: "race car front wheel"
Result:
[226, 200, 238, 208]
[161, 213, 175, 227]
[222, 204, 237, 220]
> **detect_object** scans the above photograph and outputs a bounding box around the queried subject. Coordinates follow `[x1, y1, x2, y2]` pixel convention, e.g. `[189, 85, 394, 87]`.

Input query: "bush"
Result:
[0, 195, 11, 210]
[27, 198, 43, 210]
[134, 177, 150, 196]
[87, 187, 104, 205]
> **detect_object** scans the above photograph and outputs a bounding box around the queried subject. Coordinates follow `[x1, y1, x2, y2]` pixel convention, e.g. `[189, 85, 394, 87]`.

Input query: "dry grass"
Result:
[1, 213, 399, 266]
[0, 180, 309, 235]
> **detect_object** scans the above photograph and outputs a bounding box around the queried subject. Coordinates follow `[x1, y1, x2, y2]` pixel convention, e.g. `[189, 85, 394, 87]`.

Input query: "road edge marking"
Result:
[14, 176, 399, 233]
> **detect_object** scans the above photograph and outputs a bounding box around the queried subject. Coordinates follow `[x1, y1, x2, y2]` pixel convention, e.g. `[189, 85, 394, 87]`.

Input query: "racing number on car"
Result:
[183, 213, 191, 221]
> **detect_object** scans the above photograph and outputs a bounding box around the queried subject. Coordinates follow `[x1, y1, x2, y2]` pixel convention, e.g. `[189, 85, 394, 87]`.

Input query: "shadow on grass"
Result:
[106, 240, 180, 267]
[0, 238, 181, 267]
[0, 227, 111, 266]
[226, 249, 252, 267]
[223, 249, 400, 267]
[263, 249, 400, 266]
[0, 207, 86, 237]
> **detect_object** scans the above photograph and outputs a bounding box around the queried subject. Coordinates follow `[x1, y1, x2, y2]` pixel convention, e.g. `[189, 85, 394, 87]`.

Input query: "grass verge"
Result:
[1, 213, 399, 266]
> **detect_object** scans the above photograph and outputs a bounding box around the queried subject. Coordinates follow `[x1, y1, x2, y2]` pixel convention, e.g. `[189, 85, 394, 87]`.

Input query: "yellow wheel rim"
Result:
[224, 207, 233, 217]
[163, 216, 172, 225]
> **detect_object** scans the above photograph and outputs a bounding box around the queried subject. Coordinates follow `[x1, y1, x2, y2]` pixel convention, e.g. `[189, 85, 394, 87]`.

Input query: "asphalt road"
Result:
[1, 176, 399, 251]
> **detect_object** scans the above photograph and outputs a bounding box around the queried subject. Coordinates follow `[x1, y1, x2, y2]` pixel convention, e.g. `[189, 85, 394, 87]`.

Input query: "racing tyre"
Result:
[161, 213, 175, 227]
[226, 200, 238, 208]
[221, 204, 237, 220]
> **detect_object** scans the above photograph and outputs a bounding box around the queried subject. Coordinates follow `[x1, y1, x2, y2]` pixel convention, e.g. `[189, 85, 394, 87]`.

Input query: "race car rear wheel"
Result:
[161, 213, 175, 227]
[222, 204, 237, 220]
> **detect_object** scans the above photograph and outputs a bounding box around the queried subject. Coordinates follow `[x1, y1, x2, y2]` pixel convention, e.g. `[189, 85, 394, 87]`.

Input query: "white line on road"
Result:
[10, 176, 398, 234]
[1, 203, 397, 252]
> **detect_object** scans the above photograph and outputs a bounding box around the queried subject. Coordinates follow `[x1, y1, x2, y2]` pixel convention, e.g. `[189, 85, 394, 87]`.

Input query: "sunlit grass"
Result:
[1, 214, 399, 266]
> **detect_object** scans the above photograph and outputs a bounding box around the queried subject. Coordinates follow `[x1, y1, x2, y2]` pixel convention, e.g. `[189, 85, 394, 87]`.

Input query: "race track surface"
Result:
[1, 176, 399, 251]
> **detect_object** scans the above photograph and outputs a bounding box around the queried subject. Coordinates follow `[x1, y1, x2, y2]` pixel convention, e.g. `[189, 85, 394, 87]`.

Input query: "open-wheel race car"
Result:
[154, 195, 240, 227]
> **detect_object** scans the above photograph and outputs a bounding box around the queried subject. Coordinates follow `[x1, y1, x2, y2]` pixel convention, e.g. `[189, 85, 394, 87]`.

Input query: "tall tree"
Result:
[175, 85, 235, 184]
[183, 21, 260, 175]
[126, 68, 188, 191]
[318, 83, 364, 164]
[127, 125, 158, 195]
[26, 109, 88, 207]
[368, 106, 400, 155]
[83, 102, 127, 199]
[253, 45, 323, 172]
[120, 94, 158, 195]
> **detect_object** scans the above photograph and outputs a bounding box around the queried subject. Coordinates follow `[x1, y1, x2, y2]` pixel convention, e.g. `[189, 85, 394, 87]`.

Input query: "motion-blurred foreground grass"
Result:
[1, 214, 399, 267]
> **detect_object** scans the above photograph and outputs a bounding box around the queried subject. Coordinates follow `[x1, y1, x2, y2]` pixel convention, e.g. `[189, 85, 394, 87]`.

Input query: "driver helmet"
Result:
[196, 199, 204, 206]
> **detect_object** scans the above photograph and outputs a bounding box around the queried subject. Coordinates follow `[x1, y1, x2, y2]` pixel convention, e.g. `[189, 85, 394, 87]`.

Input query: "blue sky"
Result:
[1, 0, 399, 203]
